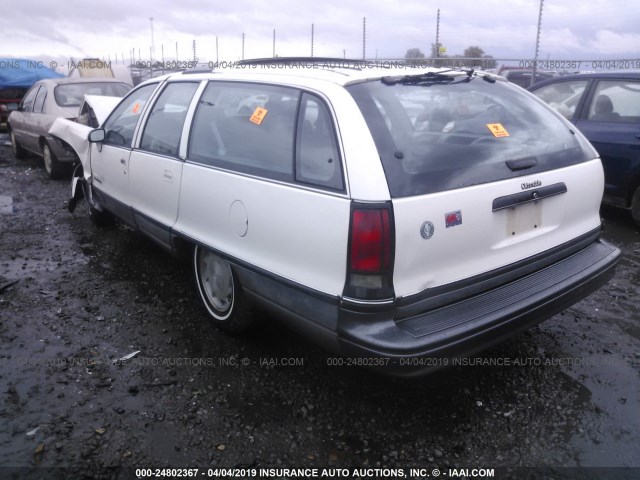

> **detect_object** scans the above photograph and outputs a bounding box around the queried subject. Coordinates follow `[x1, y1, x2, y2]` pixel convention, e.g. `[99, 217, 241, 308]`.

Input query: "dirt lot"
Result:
[0, 136, 639, 480]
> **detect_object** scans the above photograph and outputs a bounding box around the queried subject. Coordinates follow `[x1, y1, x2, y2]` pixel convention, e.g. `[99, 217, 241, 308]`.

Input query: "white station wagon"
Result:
[58, 58, 620, 375]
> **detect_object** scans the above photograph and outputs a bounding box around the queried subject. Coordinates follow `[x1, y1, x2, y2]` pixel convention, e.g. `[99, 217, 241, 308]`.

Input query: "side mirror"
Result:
[88, 129, 105, 143]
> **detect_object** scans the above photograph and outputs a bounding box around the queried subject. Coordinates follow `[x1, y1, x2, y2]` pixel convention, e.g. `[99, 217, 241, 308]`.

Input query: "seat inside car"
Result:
[591, 94, 620, 121]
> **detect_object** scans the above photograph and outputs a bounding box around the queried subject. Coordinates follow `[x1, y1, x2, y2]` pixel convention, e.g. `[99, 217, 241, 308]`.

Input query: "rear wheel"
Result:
[10, 131, 26, 160]
[193, 246, 254, 333]
[631, 186, 640, 228]
[42, 142, 66, 179]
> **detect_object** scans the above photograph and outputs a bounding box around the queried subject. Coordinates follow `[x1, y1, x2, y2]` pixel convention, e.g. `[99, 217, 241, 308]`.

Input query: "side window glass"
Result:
[531, 80, 588, 119]
[20, 85, 40, 113]
[140, 82, 199, 157]
[296, 93, 344, 191]
[189, 82, 298, 182]
[103, 84, 157, 148]
[33, 86, 47, 114]
[588, 80, 640, 123]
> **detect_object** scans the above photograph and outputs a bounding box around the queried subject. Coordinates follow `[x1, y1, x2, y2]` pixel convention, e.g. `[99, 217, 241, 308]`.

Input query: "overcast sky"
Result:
[2, 0, 639, 66]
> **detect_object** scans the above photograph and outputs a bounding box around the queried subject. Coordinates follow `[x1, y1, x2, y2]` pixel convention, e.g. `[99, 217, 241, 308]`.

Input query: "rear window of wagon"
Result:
[347, 78, 594, 197]
[54, 82, 130, 107]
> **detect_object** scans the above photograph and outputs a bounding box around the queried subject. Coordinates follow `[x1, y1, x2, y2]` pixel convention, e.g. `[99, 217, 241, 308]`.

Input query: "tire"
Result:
[10, 131, 27, 160]
[88, 204, 115, 227]
[42, 142, 66, 179]
[193, 245, 255, 333]
[82, 183, 114, 227]
[631, 186, 640, 228]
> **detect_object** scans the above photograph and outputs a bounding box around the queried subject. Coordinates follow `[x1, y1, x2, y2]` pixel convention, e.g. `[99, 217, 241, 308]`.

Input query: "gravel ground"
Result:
[0, 136, 639, 480]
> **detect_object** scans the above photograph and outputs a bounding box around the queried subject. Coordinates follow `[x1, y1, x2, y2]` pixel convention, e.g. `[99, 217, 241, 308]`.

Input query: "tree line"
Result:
[405, 45, 497, 69]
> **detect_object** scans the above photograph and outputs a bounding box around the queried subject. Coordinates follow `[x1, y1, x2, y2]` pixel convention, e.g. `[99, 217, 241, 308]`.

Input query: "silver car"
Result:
[8, 77, 130, 178]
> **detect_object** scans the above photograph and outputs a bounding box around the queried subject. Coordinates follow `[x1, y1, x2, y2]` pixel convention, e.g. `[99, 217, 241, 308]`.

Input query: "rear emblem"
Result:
[420, 221, 435, 239]
[445, 210, 463, 228]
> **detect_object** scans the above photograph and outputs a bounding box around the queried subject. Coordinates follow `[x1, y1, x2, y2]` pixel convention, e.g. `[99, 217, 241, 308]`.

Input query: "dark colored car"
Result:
[501, 69, 554, 89]
[0, 87, 27, 131]
[530, 72, 640, 226]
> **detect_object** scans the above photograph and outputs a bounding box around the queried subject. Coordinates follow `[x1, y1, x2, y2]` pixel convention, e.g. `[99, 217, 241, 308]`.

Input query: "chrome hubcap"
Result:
[10, 133, 17, 154]
[43, 145, 52, 173]
[199, 250, 233, 313]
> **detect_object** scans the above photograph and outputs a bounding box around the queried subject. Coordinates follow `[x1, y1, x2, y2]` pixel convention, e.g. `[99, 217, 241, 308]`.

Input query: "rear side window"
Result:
[140, 82, 199, 157]
[347, 78, 593, 197]
[587, 80, 640, 123]
[296, 93, 344, 191]
[189, 82, 299, 182]
[33, 85, 47, 114]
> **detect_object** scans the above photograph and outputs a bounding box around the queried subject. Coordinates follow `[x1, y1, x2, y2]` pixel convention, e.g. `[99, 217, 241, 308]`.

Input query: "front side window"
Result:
[348, 76, 594, 197]
[20, 85, 40, 113]
[189, 82, 299, 182]
[531, 80, 589, 119]
[102, 84, 157, 148]
[140, 82, 199, 157]
[296, 93, 344, 191]
[587, 80, 640, 123]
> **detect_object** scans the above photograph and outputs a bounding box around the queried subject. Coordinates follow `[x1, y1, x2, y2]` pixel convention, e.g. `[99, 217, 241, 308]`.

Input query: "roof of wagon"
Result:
[162, 57, 491, 88]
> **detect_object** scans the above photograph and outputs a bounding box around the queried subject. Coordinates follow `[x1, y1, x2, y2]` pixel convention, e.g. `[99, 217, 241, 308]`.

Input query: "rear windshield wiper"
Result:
[381, 68, 478, 86]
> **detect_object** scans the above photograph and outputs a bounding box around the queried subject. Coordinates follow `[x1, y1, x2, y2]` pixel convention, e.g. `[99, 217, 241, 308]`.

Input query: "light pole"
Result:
[532, 0, 544, 87]
[150, 17, 155, 62]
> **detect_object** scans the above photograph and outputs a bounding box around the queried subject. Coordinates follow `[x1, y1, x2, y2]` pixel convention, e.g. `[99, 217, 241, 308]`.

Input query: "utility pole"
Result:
[435, 8, 440, 62]
[242, 33, 245, 60]
[149, 17, 155, 61]
[192, 39, 196, 62]
[273, 29, 276, 57]
[532, 0, 544, 87]
[362, 17, 366, 59]
[216, 36, 219, 64]
[311, 24, 314, 57]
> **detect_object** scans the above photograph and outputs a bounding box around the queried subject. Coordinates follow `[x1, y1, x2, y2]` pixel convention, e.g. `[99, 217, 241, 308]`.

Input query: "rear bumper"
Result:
[337, 239, 620, 377]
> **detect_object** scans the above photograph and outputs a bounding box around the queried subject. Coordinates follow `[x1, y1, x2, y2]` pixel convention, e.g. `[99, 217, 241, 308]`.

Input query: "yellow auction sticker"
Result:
[250, 107, 268, 125]
[132, 102, 141, 114]
[486, 123, 509, 137]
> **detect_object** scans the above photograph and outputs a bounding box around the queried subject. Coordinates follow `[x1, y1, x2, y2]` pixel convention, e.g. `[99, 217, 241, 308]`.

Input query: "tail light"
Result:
[344, 203, 395, 300]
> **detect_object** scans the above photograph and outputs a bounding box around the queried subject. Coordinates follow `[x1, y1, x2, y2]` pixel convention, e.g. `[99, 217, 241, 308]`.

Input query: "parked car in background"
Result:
[8, 77, 130, 178]
[0, 87, 26, 131]
[529, 72, 640, 226]
[496, 66, 555, 89]
[59, 59, 619, 375]
[1, 57, 63, 132]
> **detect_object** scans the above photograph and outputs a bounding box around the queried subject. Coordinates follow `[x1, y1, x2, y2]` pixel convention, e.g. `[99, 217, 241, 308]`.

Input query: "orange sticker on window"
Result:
[486, 123, 509, 137]
[250, 107, 268, 125]
[132, 102, 141, 114]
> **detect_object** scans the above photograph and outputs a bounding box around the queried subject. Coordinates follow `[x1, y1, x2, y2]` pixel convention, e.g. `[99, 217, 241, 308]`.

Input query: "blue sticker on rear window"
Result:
[445, 210, 462, 228]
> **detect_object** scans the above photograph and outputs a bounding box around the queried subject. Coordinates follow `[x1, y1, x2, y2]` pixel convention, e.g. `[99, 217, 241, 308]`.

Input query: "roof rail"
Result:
[236, 57, 369, 70]
[182, 66, 214, 75]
